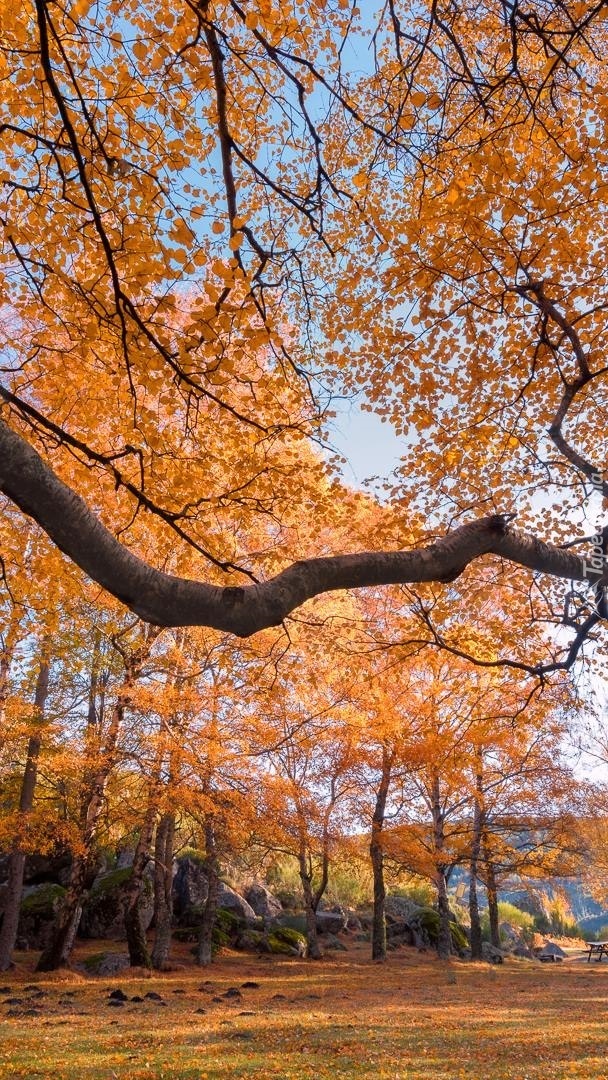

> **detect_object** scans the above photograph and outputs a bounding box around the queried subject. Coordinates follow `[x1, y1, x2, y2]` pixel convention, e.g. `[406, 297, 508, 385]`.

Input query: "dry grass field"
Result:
[1, 942, 607, 1080]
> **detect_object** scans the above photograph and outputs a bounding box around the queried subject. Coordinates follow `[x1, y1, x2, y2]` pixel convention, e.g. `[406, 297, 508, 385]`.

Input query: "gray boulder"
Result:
[323, 933, 348, 951]
[173, 856, 209, 919]
[346, 911, 363, 931]
[217, 883, 256, 921]
[482, 941, 506, 964]
[0, 853, 73, 888]
[386, 920, 414, 944]
[245, 883, 282, 920]
[385, 896, 421, 922]
[499, 921, 526, 951]
[536, 941, 566, 962]
[316, 908, 348, 934]
[83, 951, 131, 976]
[512, 944, 534, 959]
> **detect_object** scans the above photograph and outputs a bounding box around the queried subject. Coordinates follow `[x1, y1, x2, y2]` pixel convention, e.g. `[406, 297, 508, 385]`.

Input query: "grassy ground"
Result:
[1, 942, 607, 1080]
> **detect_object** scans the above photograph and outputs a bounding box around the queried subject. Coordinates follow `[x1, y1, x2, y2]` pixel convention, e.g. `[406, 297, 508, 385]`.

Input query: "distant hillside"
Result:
[452, 868, 608, 932]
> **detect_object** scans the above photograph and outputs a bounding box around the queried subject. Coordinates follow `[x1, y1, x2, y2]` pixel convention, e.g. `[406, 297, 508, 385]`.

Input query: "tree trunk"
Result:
[435, 869, 452, 960]
[197, 821, 220, 966]
[298, 849, 323, 960]
[0, 655, 50, 970]
[429, 774, 451, 959]
[151, 812, 175, 970]
[468, 759, 484, 960]
[124, 712, 170, 968]
[124, 822, 155, 969]
[484, 851, 500, 948]
[36, 854, 98, 971]
[370, 748, 392, 962]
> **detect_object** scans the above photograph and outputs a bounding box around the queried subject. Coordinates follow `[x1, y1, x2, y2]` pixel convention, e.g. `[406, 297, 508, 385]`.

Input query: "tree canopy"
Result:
[1, 0, 607, 668]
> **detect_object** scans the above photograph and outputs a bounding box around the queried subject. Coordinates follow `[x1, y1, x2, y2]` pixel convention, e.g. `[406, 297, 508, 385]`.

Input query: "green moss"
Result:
[415, 907, 468, 952]
[273, 926, 305, 946]
[90, 867, 132, 895]
[235, 929, 264, 951]
[20, 884, 66, 915]
[416, 907, 440, 938]
[212, 927, 230, 948]
[216, 907, 243, 932]
[450, 921, 468, 952]
[82, 951, 109, 971]
[267, 926, 307, 955]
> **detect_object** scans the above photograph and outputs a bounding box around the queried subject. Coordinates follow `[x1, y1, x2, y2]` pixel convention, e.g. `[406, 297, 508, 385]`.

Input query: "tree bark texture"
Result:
[370, 748, 393, 962]
[151, 812, 175, 970]
[468, 759, 485, 961]
[483, 847, 501, 949]
[197, 821, 220, 967]
[124, 728, 167, 968]
[430, 774, 451, 959]
[299, 854, 323, 961]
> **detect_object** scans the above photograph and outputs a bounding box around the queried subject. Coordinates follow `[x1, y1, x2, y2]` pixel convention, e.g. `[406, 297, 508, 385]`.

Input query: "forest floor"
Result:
[0, 940, 607, 1080]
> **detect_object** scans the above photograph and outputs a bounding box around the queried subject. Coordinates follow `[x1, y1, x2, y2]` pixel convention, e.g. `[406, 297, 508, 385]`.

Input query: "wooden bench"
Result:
[585, 941, 608, 962]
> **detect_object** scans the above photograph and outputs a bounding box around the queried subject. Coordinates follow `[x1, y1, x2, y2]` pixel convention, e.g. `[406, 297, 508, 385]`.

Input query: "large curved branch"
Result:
[0, 419, 602, 636]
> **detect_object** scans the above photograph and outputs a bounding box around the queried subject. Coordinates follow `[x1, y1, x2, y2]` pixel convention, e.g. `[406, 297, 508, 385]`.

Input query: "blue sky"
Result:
[328, 397, 407, 488]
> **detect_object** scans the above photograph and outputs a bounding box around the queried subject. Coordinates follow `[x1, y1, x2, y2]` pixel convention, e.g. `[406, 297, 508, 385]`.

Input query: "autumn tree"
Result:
[34, 617, 163, 971]
[0, 511, 89, 969]
[0, 1, 606, 679]
[244, 619, 362, 958]
[342, 637, 425, 962]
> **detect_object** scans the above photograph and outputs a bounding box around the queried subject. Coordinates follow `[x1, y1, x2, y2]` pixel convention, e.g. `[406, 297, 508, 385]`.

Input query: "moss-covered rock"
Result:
[410, 906, 468, 954]
[268, 926, 307, 957]
[18, 883, 66, 950]
[20, 883, 65, 914]
[180, 904, 247, 953]
[82, 951, 130, 975]
[235, 928, 265, 952]
[450, 920, 469, 953]
[179, 847, 207, 866]
[79, 866, 153, 940]
[91, 866, 132, 893]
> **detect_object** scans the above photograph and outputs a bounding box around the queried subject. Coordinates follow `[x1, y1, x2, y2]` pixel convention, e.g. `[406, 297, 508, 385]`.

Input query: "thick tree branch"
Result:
[0, 419, 603, 636]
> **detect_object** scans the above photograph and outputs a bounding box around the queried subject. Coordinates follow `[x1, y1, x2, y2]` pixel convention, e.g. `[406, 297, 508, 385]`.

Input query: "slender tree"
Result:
[0, 649, 50, 969]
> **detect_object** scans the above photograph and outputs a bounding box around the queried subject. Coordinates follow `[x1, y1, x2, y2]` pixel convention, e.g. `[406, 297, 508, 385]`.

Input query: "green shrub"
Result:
[178, 847, 208, 866]
[480, 901, 535, 942]
[265, 857, 302, 909]
[90, 867, 132, 894]
[324, 864, 372, 909]
[590, 924, 608, 942]
[389, 881, 435, 908]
